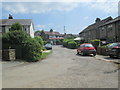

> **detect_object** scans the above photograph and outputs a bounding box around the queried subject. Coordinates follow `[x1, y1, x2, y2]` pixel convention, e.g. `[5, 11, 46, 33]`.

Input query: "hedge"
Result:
[68, 41, 77, 49]
[2, 30, 42, 62]
[62, 39, 77, 49]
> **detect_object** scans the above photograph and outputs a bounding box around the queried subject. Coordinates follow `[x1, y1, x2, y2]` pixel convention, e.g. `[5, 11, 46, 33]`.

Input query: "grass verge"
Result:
[41, 50, 52, 60]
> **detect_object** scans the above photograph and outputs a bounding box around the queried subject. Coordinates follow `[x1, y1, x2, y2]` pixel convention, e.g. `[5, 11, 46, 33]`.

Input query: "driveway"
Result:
[2, 45, 118, 88]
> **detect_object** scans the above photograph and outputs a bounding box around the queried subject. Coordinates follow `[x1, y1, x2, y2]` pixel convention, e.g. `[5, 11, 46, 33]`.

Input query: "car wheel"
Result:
[109, 55, 113, 58]
[93, 53, 96, 56]
[77, 51, 79, 55]
[81, 51, 84, 56]
[117, 53, 120, 58]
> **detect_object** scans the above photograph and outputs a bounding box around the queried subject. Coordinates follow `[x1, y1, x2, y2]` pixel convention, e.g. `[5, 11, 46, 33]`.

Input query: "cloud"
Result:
[2, 2, 79, 14]
[1, 0, 93, 2]
[2, 0, 119, 15]
[36, 24, 46, 29]
[83, 16, 89, 20]
[84, 0, 119, 14]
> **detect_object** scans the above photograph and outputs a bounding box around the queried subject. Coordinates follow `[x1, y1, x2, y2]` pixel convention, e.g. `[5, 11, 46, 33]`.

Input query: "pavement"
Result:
[95, 55, 120, 64]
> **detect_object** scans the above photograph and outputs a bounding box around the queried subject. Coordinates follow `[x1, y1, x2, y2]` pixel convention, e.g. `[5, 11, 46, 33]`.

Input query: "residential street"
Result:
[2, 45, 119, 88]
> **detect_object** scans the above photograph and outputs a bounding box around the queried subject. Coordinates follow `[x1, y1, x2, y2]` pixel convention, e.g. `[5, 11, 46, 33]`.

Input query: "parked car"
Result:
[77, 43, 96, 56]
[107, 43, 120, 58]
[44, 43, 52, 50]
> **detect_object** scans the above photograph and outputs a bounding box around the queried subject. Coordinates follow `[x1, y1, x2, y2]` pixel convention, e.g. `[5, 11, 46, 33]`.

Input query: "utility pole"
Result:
[64, 26, 66, 35]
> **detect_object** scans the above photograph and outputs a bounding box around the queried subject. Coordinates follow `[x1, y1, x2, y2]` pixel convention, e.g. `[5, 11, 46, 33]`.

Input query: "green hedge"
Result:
[68, 41, 77, 49]
[34, 36, 44, 46]
[91, 39, 100, 49]
[22, 38, 42, 62]
[62, 39, 77, 49]
[101, 43, 112, 48]
[2, 30, 42, 62]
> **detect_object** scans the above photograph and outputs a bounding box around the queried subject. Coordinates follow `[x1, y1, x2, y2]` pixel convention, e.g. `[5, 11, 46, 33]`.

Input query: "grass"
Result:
[40, 50, 52, 60]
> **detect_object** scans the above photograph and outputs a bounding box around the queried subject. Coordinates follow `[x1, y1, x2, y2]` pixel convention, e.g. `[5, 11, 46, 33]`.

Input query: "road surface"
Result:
[2, 45, 118, 88]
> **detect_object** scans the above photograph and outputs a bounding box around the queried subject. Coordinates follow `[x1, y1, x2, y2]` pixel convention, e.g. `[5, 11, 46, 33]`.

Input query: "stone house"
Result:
[99, 16, 120, 42]
[0, 15, 34, 38]
[79, 17, 113, 42]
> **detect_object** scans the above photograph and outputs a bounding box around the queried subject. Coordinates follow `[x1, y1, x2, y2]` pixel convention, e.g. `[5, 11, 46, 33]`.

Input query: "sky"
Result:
[1, 0, 119, 34]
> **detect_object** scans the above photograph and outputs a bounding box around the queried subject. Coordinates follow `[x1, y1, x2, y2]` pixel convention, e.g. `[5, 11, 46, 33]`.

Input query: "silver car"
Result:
[44, 43, 52, 50]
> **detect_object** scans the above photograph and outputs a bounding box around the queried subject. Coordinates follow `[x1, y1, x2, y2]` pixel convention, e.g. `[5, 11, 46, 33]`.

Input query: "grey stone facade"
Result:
[79, 16, 120, 43]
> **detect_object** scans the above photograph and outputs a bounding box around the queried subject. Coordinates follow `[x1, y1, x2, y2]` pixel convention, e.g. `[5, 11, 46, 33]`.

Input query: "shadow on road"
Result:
[76, 54, 94, 57]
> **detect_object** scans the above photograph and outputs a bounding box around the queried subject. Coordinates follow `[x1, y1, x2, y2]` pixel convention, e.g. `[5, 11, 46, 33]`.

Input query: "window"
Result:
[107, 24, 112, 28]
[9, 28, 11, 31]
[25, 28, 27, 31]
[84, 44, 93, 47]
[101, 27, 105, 31]
[118, 22, 120, 25]
[102, 27, 105, 30]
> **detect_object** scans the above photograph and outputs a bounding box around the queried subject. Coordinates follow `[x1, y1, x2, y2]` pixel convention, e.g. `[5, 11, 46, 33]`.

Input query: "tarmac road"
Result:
[2, 45, 118, 88]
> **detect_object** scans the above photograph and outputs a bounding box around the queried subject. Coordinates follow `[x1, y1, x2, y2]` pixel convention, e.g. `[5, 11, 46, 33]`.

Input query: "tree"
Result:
[11, 22, 22, 31]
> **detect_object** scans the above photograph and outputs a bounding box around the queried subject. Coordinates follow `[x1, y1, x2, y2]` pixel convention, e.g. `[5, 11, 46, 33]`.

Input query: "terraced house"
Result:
[79, 16, 120, 43]
[35, 29, 64, 45]
[0, 14, 34, 38]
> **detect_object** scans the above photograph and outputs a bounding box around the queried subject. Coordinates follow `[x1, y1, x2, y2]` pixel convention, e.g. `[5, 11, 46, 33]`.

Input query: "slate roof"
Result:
[44, 31, 62, 36]
[103, 16, 120, 25]
[49, 37, 64, 40]
[81, 16, 113, 33]
[0, 19, 32, 26]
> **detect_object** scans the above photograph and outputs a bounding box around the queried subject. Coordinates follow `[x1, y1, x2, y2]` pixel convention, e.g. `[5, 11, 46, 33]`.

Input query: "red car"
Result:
[77, 43, 96, 56]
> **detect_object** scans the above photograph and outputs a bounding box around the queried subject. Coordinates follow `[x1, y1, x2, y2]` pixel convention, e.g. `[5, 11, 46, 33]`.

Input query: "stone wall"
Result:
[2, 49, 16, 61]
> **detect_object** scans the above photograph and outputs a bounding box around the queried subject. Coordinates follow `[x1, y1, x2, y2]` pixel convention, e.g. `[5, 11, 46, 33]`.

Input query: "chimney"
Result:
[50, 29, 53, 32]
[95, 18, 101, 23]
[8, 14, 13, 19]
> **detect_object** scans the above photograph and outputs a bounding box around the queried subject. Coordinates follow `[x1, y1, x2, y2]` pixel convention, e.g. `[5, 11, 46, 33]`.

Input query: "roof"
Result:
[81, 16, 112, 32]
[103, 16, 120, 25]
[49, 37, 64, 40]
[44, 31, 61, 36]
[0, 19, 32, 26]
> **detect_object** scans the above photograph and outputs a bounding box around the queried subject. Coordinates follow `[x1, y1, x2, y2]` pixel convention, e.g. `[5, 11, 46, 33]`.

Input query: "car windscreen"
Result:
[45, 44, 52, 46]
[117, 43, 120, 47]
[84, 44, 93, 47]
[110, 43, 120, 47]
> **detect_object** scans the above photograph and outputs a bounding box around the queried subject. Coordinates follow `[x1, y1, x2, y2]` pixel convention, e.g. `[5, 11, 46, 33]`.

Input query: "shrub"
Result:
[2, 30, 42, 62]
[62, 39, 69, 47]
[22, 38, 42, 62]
[34, 36, 44, 46]
[2, 30, 30, 45]
[101, 43, 112, 48]
[91, 39, 100, 49]
[68, 41, 77, 49]
[62, 38, 77, 49]
[43, 41, 47, 45]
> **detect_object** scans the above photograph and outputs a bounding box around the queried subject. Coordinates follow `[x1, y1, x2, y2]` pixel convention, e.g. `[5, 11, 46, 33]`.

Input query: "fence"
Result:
[97, 47, 108, 56]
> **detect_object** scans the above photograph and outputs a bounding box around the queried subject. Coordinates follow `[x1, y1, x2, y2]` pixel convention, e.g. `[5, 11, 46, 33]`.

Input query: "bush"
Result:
[43, 41, 47, 45]
[2, 30, 30, 45]
[91, 39, 100, 49]
[101, 43, 112, 48]
[68, 41, 77, 49]
[62, 38, 77, 49]
[62, 39, 69, 47]
[34, 36, 44, 46]
[22, 38, 42, 62]
[2, 30, 42, 62]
